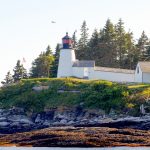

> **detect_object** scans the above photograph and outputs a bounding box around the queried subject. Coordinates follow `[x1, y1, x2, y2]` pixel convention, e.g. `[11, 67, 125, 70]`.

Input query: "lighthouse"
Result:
[57, 32, 76, 78]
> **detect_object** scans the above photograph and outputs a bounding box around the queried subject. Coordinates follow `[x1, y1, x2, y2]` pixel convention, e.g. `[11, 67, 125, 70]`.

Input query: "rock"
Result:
[52, 121, 61, 126]
[35, 114, 41, 123]
[10, 122, 20, 127]
[19, 118, 33, 124]
[35, 114, 44, 124]
[44, 110, 55, 120]
[7, 115, 29, 122]
[0, 121, 10, 127]
[43, 120, 51, 126]
[2, 106, 150, 134]
[32, 86, 49, 92]
[60, 119, 67, 124]
[67, 120, 75, 125]
[0, 117, 7, 122]
[21, 123, 32, 128]
[54, 114, 66, 120]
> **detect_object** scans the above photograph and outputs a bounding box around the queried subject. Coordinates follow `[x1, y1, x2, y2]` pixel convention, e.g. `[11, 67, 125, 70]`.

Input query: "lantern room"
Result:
[62, 32, 72, 49]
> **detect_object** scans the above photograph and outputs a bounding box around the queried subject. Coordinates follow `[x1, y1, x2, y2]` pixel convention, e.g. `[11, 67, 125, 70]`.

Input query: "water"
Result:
[0, 147, 150, 150]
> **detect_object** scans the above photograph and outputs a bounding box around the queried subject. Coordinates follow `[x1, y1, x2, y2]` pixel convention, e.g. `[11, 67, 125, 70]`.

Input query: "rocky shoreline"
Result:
[0, 107, 150, 134]
[0, 107, 150, 147]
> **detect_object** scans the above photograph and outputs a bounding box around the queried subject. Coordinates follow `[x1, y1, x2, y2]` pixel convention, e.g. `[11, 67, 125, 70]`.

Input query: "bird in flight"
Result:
[51, 21, 56, 23]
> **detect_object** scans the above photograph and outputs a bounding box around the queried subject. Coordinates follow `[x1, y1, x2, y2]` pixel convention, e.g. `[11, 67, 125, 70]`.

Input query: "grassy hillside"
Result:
[0, 78, 150, 116]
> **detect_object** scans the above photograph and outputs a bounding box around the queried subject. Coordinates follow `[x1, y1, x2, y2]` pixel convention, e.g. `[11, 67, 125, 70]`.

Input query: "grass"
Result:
[0, 77, 150, 115]
[128, 84, 150, 89]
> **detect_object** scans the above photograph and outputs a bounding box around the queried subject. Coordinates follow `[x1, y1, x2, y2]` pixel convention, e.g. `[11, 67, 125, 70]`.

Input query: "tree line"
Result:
[1, 45, 60, 86]
[1, 19, 150, 86]
[76, 19, 150, 69]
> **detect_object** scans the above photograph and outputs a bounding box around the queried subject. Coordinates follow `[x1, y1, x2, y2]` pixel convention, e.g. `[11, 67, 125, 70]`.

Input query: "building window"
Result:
[137, 67, 139, 74]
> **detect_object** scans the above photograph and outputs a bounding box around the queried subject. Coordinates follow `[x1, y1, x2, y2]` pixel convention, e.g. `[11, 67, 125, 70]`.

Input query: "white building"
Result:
[57, 33, 150, 83]
[135, 62, 150, 83]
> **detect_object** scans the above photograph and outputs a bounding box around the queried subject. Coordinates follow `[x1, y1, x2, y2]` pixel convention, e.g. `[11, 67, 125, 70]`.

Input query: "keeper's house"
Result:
[57, 33, 150, 83]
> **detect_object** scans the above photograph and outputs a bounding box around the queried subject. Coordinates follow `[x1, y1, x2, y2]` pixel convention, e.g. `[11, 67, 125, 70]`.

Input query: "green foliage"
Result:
[30, 45, 54, 78]
[51, 44, 60, 77]
[76, 20, 89, 59]
[1, 71, 14, 86]
[0, 78, 150, 115]
[13, 60, 28, 82]
[81, 81, 128, 113]
[137, 31, 150, 61]
[76, 19, 150, 70]
[72, 31, 77, 49]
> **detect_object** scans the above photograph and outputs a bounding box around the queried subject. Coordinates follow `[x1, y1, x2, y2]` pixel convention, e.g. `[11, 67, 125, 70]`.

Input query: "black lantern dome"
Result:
[62, 32, 73, 49]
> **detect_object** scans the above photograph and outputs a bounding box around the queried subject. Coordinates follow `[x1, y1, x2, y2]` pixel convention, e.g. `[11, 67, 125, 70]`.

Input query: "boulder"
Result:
[0, 121, 10, 127]
[35, 114, 44, 124]
[60, 119, 67, 124]
[19, 118, 33, 124]
[67, 120, 75, 125]
[32, 86, 49, 92]
[0, 117, 7, 122]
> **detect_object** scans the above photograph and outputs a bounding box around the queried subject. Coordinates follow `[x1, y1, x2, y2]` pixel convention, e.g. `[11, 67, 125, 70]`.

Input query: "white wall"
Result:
[135, 63, 143, 83]
[72, 67, 84, 78]
[143, 73, 150, 83]
[89, 68, 134, 82]
[57, 49, 76, 78]
[72, 67, 92, 78]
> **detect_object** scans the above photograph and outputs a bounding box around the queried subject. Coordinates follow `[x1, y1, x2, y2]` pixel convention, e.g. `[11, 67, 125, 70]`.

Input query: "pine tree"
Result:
[87, 29, 99, 60]
[114, 19, 138, 69]
[76, 20, 89, 59]
[30, 46, 54, 78]
[146, 46, 150, 60]
[115, 18, 127, 68]
[72, 31, 77, 49]
[13, 60, 28, 82]
[51, 44, 60, 77]
[45, 45, 53, 55]
[123, 32, 137, 69]
[137, 31, 150, 61]
[97, 19, 117, 67]
[1, 71, 14, 86]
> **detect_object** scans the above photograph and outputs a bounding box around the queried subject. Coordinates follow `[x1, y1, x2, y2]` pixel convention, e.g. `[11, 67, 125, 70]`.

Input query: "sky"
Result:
[0, 0, 150, 83]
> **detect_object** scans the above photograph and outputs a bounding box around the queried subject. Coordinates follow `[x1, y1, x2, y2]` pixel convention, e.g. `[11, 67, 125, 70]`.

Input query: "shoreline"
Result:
[0, 127, 150, 147]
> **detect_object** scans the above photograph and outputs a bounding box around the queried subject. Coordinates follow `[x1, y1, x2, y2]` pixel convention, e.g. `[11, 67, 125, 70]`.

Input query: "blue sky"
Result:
[0, 0, 150, 82]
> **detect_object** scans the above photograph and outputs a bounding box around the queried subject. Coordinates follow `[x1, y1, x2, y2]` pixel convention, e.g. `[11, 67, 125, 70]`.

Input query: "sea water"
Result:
[0, 147, 150, 150]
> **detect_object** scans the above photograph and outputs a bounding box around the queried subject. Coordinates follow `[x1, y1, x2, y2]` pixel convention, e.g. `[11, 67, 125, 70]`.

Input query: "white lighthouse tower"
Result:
[57, 32, 76, 78]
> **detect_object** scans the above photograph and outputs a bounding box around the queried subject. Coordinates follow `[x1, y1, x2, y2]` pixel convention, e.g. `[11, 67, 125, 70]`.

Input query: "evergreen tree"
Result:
[45, 45, 53, 55]
[97, 19, 117, 67]
[87, 29, 99, 60]
[13, 60, 28, 82]
[123, 32, 137, 69]
[115, 18, 127, 68]
[51, 44, 60, 77]
[146, 46, 150, 60]
[1, 71, 14, 86]
[76, 20, 89, 59]
[30, 46, 54, 78]
[114, 19, 137, 69]
[137, 31, 150, 61]
[72, 30, 77, 49]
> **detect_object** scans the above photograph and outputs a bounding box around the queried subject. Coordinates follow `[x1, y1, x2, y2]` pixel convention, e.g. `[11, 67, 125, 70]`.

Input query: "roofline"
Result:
[138, 61, 150, 73]
[94, 66, 135, 74]
[72, 66, 94, 68]
[94, 69, 135, 74]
